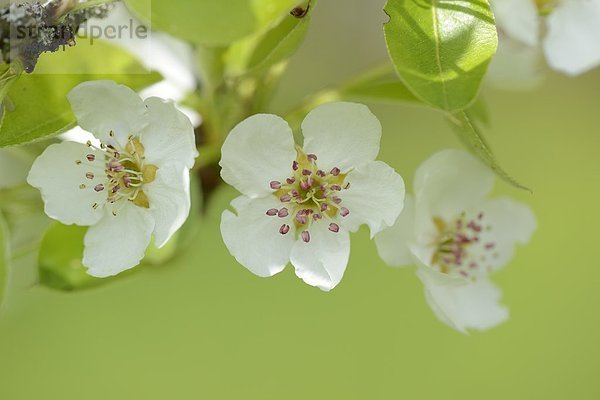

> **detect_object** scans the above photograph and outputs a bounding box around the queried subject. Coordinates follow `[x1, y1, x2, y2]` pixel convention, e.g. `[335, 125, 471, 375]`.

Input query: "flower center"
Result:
[430, 212, 497, 280]
[535, 0, 558, 15]
[76, 132, 158, 215]
[265, 147, 351, 243]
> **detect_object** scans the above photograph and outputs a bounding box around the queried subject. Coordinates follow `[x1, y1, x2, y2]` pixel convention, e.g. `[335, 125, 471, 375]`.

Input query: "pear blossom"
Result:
[374, 150, 536, 333]
[220, 102, 405, 291]
[27, 80, 197, 277]
[490, 0, 600, 81]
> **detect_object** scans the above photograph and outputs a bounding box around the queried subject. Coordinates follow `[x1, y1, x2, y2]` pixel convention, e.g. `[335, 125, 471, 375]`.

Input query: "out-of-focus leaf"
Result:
[126, 0, 256, 46]
[38, 219, 187, 292]
[0, 63, 23, 105]
[383, 0, 498, 111]
[38, 224, 102, 291]
[467, 95, 491, 127]
[245, 2, 312, 73]
[448, 111, 529, 191]
[126, 0, 301, 46]
[0, 40, 161, 148]
[225, 0, 311, 76]
[0, 211, 8, 306]
[339, 64, 422, 105]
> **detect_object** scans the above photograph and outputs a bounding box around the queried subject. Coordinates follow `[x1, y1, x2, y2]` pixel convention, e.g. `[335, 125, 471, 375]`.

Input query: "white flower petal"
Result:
[340, 160, 405, 237]
[91, 2, 196, 101]
[491, 0, 540, 46]
[417, 267, 509, 333]
[220, 114, 296, 198]
[301, 102, 381, 171]
[140, 97, 198, 169]
[144, 164, 191, 248]
[27, 141, 106, 226]
[475, 197, 536, 271]
[487, 35, 545, 91]
[543, 0, 600, 76]
[83, 205, 155, 277]
[374, 195, 415, 267]
[414, 149, 494, 219]
[67, 81, 148, 145]
[221, 195, 295, 278]
[0, 148, 30, 189]
[290, 224, 350, 291]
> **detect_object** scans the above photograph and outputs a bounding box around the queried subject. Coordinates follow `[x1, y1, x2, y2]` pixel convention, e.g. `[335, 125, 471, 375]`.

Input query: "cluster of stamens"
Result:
[431, 212, 497, 280]
[265, 148, 351, 243]
[76, 132, 158, 216]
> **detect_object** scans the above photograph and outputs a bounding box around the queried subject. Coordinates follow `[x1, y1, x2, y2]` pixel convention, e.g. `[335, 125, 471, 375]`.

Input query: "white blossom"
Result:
[220, 102, 405, 291]
[490, 0, 600, 84]
[375, 150, 536, 332]
[27, 80, 197, 277]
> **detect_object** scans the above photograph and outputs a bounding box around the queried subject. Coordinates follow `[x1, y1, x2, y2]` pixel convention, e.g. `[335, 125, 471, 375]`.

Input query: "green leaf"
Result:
[245, 3, 313, 73]
[0, 40, 161, 148]
[38, 224, 104, 291]
[383, 0, 498, 111]
[224, 0, 312, 77]
[448, 111, 530, 191]
[339, 64, 422, 105]
[38, 221, 185, 292]
[467, 95, 491, 127]
[126, 0, 257, 46]
[0, 211, 8, 306]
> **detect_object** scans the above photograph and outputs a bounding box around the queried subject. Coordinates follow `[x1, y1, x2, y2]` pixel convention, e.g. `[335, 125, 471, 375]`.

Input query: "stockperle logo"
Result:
[1, 0, 153, 74]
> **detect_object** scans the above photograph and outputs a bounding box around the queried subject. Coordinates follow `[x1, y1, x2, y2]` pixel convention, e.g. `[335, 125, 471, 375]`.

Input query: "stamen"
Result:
[278, 208, 289, 218]
[86, 154, 96, 162]
[266, 208, 279, 216]
[286, 177, 296, 184]
[302, 169, 312, 176]
[270, 181, 282, 190]
[94, 184, 104, 192]
[280, 224, 290, 235]
[86, 172, 94, 180]
[292, 161, 299, 171]
[280, 194, 291, 202]
[301, 230, 311, 243]
[300, 180, 311, 191]
[329, 223, 340, 233]
[331, 185, 341, 191]
[296, 211, 307, 225]
[340, 207, 350, 217]
[330, 167, 340, 176]
[307, 154, 317, 162]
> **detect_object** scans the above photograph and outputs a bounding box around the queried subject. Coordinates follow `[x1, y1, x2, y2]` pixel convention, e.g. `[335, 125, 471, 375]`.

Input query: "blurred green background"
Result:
[1, 0, 599, 398]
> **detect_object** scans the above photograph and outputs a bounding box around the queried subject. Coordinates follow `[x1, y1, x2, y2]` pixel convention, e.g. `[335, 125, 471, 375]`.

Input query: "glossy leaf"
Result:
[0, 40, 160, 148]
[448, 111, 529, 191]
[384, 0, 498, 111]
